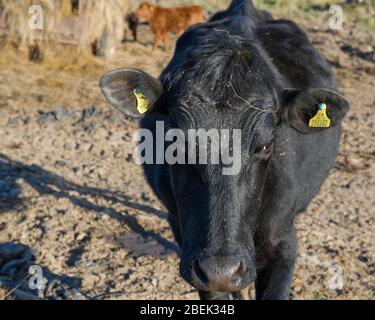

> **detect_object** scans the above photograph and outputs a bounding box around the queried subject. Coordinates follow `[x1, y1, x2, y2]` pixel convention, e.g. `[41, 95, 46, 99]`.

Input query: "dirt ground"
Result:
[0, 16, 374, 300]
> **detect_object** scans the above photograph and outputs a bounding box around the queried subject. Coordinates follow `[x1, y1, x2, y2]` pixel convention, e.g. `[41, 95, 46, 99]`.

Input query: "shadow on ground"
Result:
[0, 153, 179, 255]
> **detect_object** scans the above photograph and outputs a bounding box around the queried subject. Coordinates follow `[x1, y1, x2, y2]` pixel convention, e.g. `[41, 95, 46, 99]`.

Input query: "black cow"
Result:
[99, 0, 349, 300]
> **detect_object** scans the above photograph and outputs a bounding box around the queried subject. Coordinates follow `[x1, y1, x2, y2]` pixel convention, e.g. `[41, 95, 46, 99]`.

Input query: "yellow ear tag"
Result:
[133, 88, 150, 114]
[309, 103, 331, 128]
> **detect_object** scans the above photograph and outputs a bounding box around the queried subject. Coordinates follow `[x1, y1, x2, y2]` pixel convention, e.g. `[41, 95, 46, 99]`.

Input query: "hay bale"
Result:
[61, 0, 73, 17]
[0, 0, 130, 60]
[85, 0, 129, 60]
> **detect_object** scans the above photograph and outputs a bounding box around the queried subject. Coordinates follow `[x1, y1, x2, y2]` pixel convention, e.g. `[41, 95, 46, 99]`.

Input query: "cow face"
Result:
[135, 2, 155, 23]
[100, 49, 349, 292]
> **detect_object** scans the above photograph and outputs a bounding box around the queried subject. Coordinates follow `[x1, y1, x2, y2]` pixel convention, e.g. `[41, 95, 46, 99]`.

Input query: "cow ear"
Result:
[99, 68, 164, 118]
[282, 88, 350, 134]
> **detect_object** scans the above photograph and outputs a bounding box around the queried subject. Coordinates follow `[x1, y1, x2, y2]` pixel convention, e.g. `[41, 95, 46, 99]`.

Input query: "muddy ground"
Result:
[0, 16, 374, 300]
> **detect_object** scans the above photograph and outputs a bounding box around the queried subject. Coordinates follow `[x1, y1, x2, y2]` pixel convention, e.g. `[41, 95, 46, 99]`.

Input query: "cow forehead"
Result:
[164, 40, 279, 113]
[179, 43, 277, 92]
[165, 66, 278, 132]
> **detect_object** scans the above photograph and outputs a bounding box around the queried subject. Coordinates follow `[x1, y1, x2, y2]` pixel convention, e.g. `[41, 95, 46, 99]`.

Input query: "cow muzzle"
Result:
[187, 254, 256, 292]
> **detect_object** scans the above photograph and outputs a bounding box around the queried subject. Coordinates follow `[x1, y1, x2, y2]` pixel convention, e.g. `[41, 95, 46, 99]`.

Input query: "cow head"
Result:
[100, 40, 349, 293]
[135, 2, 156, 23]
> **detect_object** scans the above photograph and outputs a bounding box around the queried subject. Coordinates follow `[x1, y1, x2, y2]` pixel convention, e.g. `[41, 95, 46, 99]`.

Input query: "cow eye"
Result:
[262, 142, 273, 153]
[255, 141, 274, 157]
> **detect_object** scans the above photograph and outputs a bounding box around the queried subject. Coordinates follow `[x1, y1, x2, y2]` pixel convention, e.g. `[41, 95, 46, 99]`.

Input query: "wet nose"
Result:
[193, 255, 252, 292]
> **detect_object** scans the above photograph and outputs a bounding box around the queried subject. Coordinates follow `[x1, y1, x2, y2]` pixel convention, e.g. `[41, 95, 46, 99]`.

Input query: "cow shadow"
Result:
[0, 153, 179, 256]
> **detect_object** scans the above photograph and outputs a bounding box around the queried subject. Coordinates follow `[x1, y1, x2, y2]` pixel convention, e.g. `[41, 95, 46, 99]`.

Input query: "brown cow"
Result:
[135, 2, 205, 50]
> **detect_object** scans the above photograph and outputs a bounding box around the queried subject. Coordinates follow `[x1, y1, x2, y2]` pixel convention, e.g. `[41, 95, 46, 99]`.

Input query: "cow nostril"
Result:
[236, 261, 242, 274]
[193, 260, 209, 285]
[236, 260, 247, 277]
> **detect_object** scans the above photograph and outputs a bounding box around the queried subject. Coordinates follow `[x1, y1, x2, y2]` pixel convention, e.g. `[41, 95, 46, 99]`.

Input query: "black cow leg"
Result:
[255, 230, 297, 300]
[199, 291, 230, 300]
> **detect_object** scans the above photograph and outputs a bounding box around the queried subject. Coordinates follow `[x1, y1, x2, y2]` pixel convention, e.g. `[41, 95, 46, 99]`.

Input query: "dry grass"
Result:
[343, 1, 375, 32]
[0, 37, 105, 78]
[254, 0, 374, 32]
